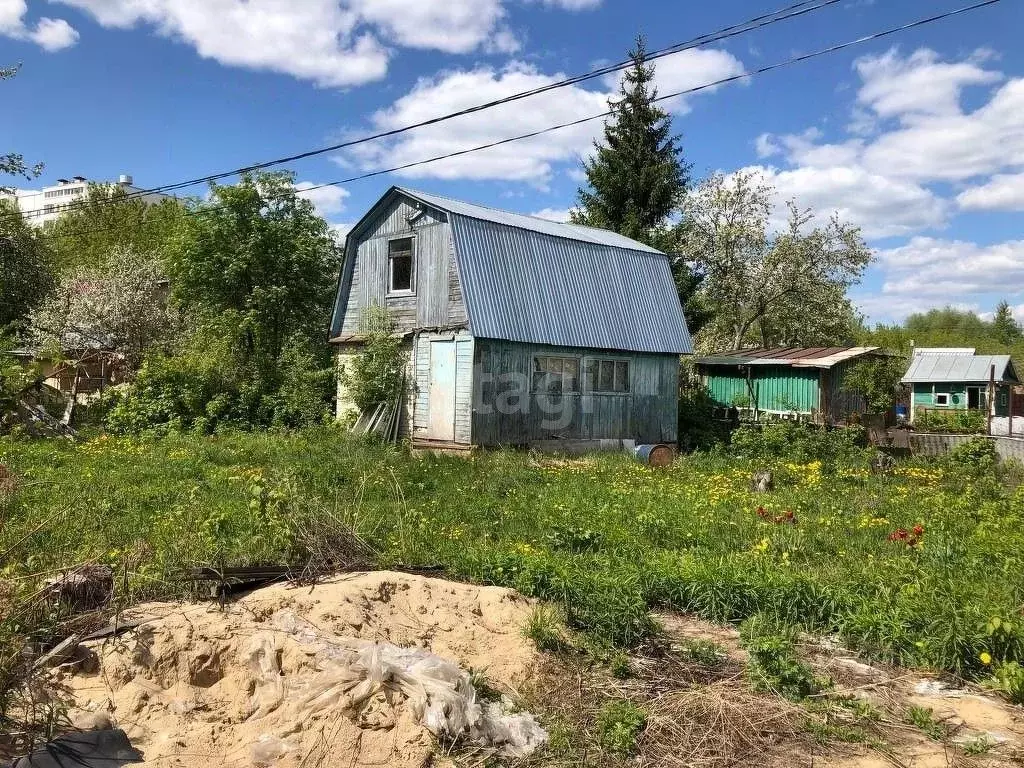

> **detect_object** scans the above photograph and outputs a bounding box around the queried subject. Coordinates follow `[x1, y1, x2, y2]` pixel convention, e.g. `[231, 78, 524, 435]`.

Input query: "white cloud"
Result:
[876, 237, 1024, 299]
[604, 48, 746, 114]
[530, 207, 573, 222]
[0, 0, 77, 50]
[295, 182, 350, 218]
[957, 172, 1024, 212]
[345, 50, 744, 184]
[344, 62, 610, 183]
[347, 0, 514, 53]
[854, 48, 1001, 122]
[735, 164, 947, 240]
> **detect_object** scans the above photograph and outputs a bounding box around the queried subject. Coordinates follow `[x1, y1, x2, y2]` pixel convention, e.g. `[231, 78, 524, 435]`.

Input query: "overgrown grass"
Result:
[2, 426, 1024, 689]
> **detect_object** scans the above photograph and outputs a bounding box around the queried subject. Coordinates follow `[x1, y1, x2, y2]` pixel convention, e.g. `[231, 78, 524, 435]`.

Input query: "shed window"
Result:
[388, 237, 414, 293]
[532, 356, 579, 394]
[585, 359, 630, 393]
[934, 393, 949, 406]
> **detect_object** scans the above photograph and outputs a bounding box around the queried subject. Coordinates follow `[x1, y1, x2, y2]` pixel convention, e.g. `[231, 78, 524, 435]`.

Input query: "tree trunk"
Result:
[61, 367, 81, 426]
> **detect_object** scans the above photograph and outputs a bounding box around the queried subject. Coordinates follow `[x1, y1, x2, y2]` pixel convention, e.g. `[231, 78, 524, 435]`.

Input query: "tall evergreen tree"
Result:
[992, 300, 1022, 346]
[574, 36, 689, 243]
[573, 37, 706, 332]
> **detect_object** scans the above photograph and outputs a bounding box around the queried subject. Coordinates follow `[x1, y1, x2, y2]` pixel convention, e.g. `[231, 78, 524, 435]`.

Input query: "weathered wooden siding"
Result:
[911, 381, 1012, 418]
[471, 339, 678, 445]
[411, 330, 474, 444]
[337, 195, 467, 336]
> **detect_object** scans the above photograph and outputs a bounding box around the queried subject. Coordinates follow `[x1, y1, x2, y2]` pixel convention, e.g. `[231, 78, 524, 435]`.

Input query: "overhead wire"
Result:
[6, 0, 849, 223]
[34, 0, 1005, 245]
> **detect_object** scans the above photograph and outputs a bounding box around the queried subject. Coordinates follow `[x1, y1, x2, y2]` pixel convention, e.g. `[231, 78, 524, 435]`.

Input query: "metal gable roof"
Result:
[901, 353, 1019, 383]
[695, 346, 883, 369]
[397, 187, 664, 253]
[395, 187, 692, 355]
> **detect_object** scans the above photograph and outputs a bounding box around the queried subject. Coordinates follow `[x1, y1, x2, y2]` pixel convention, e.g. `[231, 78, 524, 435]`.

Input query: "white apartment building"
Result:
[2, 174, 171, 226]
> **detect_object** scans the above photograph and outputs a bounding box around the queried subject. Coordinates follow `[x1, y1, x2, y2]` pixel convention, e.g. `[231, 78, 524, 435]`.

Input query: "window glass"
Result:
[585, 358, 630, 392]
[388, 238, 414, 292]
[533, 356, 579, 393]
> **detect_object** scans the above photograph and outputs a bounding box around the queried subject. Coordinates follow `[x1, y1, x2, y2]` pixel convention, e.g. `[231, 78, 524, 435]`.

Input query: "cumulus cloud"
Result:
[876, 237, 1024, 299]
[854, 48, 1002, 122]
[738, 164, 948, 240]
[344, 49, 744, 184]
[0, 0, 78, 50]
[603, 48, 746, 114]
[957, 172, 1024, 212]
[296, 182, 350, 218]
[343, 62, 609, 183]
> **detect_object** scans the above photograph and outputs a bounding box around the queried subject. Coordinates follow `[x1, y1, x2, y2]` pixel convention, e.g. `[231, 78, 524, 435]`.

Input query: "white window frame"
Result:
[387, 235, 416, 296]
[934, 392, 950, 407]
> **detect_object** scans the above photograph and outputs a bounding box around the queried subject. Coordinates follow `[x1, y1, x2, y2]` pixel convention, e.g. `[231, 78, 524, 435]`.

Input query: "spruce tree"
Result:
[992, 300, 1022, 346]
[574, 36, 705, 332]
[574, 36, 690, 245]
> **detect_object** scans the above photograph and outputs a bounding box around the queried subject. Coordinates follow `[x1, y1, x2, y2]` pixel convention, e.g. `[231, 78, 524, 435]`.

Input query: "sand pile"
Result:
[55, 571, 543, 768]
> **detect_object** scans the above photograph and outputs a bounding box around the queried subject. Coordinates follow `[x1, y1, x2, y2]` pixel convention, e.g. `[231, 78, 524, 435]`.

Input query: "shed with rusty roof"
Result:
[693, 346, 892, 424]
[329, 186, 691, 448]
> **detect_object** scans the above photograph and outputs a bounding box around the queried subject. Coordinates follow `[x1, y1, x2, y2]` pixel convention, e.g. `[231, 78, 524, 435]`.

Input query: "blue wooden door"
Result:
[428, 340, 457, 441]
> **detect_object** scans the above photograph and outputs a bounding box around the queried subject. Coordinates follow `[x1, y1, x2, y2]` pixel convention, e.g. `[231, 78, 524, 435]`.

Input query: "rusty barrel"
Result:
[634, 443, 674, 467]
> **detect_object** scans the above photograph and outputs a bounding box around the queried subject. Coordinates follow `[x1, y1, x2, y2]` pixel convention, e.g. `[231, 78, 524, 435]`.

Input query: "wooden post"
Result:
[987, 364, 995, 436]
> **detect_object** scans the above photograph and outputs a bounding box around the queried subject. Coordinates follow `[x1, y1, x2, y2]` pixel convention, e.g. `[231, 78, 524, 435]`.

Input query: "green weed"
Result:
[524, 606, 568, 653]
[596, 699, 646, 756]
[740, 614, 828, 700]
[905, 705, 946, 741]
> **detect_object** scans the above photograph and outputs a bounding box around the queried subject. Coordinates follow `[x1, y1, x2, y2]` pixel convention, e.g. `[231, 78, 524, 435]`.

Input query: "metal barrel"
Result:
[634, 443, 674, 467]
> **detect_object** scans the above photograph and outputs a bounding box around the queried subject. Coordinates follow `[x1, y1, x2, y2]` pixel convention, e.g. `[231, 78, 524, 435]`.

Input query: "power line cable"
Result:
[7, 0, 848, 223]
[40, 0, 1004, 245]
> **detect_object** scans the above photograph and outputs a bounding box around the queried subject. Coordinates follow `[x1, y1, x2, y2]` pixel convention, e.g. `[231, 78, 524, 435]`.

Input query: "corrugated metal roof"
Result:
[390, 187, 691, 355]
[695, 346, 882, 369]
[398, 187, 664, 254]
[902, 353, 1019, 383]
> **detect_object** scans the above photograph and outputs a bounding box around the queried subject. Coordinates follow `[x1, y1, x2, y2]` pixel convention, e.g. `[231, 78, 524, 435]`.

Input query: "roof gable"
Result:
[901, 352, 1019, 383]
[333, 187, 692, 355]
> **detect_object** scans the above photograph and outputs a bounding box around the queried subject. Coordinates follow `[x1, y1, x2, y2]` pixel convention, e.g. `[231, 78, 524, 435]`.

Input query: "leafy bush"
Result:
[339, 306, 406, 413]
[739, 613, 827, 700]
[729, 422, 867, 466]
[915, 408, 986, 434]
[946, 436, 998, 472]
[678, 383, 732, 451]
[596, 700, 646, 756]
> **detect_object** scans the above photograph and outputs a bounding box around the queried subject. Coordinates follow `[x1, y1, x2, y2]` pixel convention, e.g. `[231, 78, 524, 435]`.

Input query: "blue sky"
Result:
[3, 0, 1024, 326]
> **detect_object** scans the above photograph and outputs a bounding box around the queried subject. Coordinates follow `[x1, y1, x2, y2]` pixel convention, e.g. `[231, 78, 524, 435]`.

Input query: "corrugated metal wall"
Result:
[472, 339, 678, 445]
[701, 365, 820, 414]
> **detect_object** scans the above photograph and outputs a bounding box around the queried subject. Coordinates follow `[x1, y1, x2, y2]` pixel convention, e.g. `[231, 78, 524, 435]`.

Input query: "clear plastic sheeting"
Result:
[246, 611, 548, 758]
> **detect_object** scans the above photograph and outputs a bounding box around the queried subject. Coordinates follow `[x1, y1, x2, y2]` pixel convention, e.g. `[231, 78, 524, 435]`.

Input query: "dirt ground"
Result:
[52, 571, 540, 768]
[39, 574, 1024, 768]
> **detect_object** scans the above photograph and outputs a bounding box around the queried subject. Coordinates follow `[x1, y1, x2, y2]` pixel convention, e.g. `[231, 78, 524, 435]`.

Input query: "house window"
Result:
[388, 237, 414, 293]
[934, 393, 950, 406]
[532, 356, 579, 394]
[585, 359, 630, 393]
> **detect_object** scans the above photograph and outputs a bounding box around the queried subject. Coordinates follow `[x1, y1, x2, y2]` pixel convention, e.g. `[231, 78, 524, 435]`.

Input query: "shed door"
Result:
[427, 340, 457, 441]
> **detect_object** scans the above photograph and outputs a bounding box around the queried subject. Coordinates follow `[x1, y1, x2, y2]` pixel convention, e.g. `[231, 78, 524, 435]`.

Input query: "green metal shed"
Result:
[901, 348, 1020, 421]
[694, 347, 890, 424]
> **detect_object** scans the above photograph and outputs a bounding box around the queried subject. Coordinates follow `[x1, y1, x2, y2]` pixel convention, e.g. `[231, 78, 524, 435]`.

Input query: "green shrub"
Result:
[678, 383, 732, 451]
[947, 436, 998, 472]
[338, 306, 405, 413]
[729, 422, 867, 467]
[739, 614, 827, 700]
[596, 700, 646, 756]
[990, 661, 1024, 704]
[916, 409, 986, 434]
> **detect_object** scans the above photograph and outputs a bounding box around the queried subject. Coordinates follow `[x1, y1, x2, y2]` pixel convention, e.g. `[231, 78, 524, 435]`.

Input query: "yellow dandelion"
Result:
[979, 652, 992, 665]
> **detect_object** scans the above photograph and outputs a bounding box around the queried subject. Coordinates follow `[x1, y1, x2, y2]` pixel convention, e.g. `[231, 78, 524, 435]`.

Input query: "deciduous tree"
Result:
[680, 171, 871, 350]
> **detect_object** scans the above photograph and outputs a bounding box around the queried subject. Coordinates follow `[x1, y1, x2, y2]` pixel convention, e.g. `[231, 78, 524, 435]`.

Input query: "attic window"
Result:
[388, 237, 414, 293]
